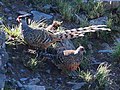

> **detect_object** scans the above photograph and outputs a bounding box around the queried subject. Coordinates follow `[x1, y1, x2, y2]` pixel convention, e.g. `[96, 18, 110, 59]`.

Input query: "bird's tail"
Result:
[54, 25, 111, 40]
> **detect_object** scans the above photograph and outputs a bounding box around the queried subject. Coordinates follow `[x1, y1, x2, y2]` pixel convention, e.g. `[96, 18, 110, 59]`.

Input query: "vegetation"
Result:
[95, 63, 111, 88]
[79, 63, 111, 90]
[112, 42, 120, 61]
[0, 0, 120, 90]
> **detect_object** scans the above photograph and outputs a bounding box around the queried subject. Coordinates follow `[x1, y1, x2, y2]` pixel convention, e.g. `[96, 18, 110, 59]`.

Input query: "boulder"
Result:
[31, 11, 53, 21]
[24, 85, 45, 90]
[89, 16, 108, 25]
[0, 74, 6, 89]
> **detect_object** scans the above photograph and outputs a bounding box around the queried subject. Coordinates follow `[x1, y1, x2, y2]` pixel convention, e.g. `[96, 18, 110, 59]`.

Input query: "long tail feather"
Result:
[55, 25, 111, 40]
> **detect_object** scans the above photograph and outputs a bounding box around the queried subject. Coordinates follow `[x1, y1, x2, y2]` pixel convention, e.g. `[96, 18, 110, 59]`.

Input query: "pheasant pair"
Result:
[17, 14, 111, 72]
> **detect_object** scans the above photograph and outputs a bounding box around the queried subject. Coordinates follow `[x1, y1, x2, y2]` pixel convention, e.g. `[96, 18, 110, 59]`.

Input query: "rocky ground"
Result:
[0, 0, 120, 90]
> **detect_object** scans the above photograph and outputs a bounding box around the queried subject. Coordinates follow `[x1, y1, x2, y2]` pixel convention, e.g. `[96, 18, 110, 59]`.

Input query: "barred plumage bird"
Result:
[17, 14, 111, 50]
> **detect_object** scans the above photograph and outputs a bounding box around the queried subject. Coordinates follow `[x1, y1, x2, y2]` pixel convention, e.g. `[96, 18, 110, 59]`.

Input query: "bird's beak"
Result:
[16, 17, 20, 23]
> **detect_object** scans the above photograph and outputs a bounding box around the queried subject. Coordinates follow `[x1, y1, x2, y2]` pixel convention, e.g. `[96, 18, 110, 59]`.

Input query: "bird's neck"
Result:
[74, 47, 81, 54]
[19, 20, 29, 31]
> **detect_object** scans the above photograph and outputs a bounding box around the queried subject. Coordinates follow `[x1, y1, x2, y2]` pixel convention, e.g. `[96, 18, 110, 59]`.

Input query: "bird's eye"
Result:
[80, 48, 85, 51]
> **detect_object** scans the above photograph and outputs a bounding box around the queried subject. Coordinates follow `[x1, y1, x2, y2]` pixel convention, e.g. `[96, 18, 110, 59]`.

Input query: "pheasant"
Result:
[56, 45, 85, 72]
[17, 14, 111, 50]
[40, 45, 85, 72]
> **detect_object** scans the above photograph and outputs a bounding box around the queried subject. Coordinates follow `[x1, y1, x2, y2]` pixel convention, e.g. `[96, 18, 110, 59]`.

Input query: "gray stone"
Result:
[91, 58, 102, 65]
[71, 82, 86, 90]
[46, 69, 50, 74]
[17, 11, 29, 15]
[8, 17, 12, 21]
[11, 5, 16, 9]
[98, 50, 113, 53]
[42, 4, 52, 13]
[28, 78, 40, 85]
[0, 74, 6, 89]
[0, 1, 4, 6]
[20, 78, 28, 82]
[116, 38, 120, 43]
[0, 20, 3, 25]
[0, 31, 8, 68]
[16, 81, 23, 87]
[24, 85, 45, 90]
[67, 82, 86, 90]
[31, 11, 53, 21]
[20, 69, 26, 73]
[0, 49, 8, 68]
[89, 16, 108, 25]
[101, 43, 111, 49]
[4, 8, 11, 13]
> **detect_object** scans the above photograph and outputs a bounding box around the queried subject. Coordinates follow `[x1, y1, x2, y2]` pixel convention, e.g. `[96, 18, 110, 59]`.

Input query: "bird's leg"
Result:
[35, 48, 47, 59]
[35, 48, 41, 59]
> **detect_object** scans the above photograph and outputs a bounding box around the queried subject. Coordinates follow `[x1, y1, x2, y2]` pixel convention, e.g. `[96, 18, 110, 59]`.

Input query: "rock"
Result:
[31, 11, 53, 21]
[0, 74, 6, 89]
[8, 17, 12, 21]
[24, 85, 45, 90]
[91, 61, 102, 65]
[116, 38, 120, 43]
[89, 16, 108, 25]
[0, 19, 3, 25]
[0, 1, 4, 6]
[91, 58, 102, 65]
[0, 31, 8, 69]
[4, 8, 11, 13]
[17, 11, 30, 15]
[46, 69, 50, 74]
[20, 69, 26, 73]
[101, 43, 111, 50]
[72, 83, 86, 90]
[20, 78, 28, 82]
[11, 5, 16, 9]
[16, 81, 23, 87]
[28, 78, 40, 85]
[67, 82, 86, 90]
[0, 49, 8, 68]
[42, 4, 52, 13]
[98, 50, 113, 53]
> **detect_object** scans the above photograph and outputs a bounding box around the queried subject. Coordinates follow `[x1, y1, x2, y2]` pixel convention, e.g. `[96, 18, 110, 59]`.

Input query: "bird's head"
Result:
[16, 13, 33, 24]
[74, 45, 86, 55]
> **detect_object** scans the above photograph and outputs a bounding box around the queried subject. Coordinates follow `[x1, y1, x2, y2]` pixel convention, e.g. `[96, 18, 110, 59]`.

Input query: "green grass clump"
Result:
[78, 63, 111, 89]
[4, 26, 22, 39]
[95, 62, 111, 88]
[57, 0, 75, 21]
[87, 1, 105, 19]
[112, 42, 120, 60]
[79, 70, 93, 82]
